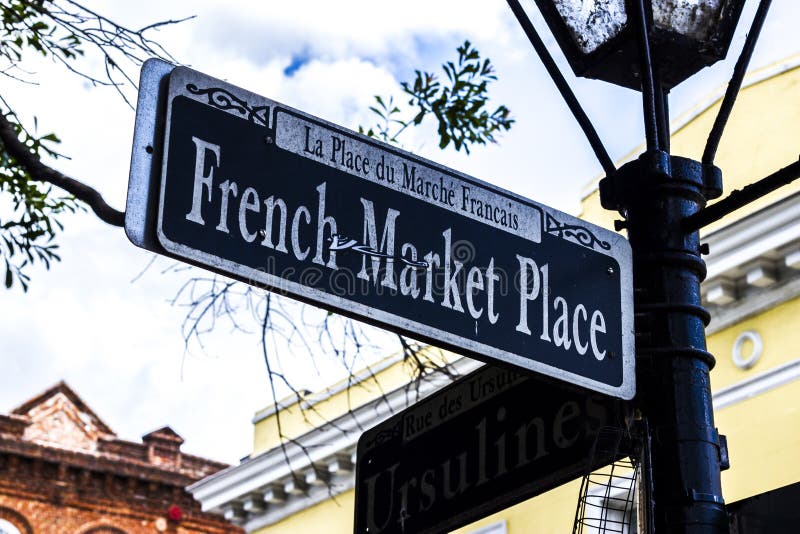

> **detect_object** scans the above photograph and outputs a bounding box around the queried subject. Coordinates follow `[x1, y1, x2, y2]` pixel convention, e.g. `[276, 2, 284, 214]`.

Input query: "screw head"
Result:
[265, 135, 274, 144]
[607, 267, 614, 275]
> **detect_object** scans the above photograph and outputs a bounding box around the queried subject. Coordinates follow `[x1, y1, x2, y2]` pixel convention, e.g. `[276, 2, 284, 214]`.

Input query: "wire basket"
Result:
[573, 428, 639, 533]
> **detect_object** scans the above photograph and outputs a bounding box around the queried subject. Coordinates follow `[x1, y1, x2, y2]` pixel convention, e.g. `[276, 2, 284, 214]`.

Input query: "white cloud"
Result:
[187, 1, 510, 66]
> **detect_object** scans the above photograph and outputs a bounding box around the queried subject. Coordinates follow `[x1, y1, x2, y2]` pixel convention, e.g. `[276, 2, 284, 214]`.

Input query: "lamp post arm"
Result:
[505, 0, 617, 176]
[631, 0, 664, 153]
[684, 157, 800, 231]
[653, 79, 670, 153]
[702, 0, 772, 166]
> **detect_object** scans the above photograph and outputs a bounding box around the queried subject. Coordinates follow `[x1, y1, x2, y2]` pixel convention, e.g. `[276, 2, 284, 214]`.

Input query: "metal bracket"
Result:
[719, 433, 730, 471]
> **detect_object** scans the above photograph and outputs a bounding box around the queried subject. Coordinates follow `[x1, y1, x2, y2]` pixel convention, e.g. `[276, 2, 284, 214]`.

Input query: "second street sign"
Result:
[126, 60, 635, 399]
[354, 365, 626, 534]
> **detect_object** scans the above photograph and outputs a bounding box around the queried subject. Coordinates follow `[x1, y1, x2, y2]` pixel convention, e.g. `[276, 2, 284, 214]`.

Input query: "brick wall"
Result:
[0, 445, 240, 534]
[0, 382, 242, 534]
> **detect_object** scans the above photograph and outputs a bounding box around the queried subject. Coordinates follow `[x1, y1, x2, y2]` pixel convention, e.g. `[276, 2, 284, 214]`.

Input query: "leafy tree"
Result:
[0, 0, 185, 290]
[0, 119, 80, 291]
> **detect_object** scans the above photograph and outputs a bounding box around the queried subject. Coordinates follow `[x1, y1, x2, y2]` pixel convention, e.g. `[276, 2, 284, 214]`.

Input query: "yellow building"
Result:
[189, 55, 800, 533]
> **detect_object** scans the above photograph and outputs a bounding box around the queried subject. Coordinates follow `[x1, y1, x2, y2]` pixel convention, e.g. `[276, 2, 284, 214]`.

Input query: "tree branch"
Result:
[0, 112, 124, 227]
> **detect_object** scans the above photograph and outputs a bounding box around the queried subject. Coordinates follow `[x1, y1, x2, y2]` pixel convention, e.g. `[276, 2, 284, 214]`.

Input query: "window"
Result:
[0, 519, 21, 534]
[466, 520, 507, 534]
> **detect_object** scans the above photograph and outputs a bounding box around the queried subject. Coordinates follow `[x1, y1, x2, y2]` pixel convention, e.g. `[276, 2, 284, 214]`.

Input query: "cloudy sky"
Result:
[2, 1, 799, 464]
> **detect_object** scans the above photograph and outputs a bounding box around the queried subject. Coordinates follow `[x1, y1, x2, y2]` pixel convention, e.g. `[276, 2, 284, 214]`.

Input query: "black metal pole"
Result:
[619, 1, 729, 531]
[507, 2, 747, 531]
[602, 153, 728, 533]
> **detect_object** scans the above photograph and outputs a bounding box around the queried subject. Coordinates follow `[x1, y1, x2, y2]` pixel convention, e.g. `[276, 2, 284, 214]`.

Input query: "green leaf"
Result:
[356, 39, 511, 157]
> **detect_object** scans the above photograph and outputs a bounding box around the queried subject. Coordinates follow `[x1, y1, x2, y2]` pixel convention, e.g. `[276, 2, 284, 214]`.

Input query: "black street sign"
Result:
[126, 60, 635, 399]
[354, 365, 625, 534]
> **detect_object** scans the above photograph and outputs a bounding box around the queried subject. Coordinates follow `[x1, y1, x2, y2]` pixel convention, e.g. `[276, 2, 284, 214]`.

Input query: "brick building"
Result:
[0, 381, 242, 534]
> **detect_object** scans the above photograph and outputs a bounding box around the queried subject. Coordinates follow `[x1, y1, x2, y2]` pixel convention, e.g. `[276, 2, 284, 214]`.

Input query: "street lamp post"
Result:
[600, 150, 727, 533]
[505, 1, 800, 532]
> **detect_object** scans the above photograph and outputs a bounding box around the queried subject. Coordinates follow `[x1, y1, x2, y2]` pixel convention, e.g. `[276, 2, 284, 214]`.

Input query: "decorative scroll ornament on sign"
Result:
[362, 421, 403, 449]
[545, 213, 611, 250]
[185, 84, 270, 127]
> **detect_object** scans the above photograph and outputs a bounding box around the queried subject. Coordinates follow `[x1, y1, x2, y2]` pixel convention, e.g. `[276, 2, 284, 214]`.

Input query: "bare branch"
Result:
[0, 112, 124, 226]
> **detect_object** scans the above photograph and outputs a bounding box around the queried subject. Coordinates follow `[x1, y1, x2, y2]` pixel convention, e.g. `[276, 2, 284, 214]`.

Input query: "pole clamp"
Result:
[655, 425, 729, 470]
[685, 489, 725, 505]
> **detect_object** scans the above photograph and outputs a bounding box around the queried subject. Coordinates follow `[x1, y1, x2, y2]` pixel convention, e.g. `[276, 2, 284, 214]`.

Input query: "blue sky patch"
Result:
[284, 50, 311, 76]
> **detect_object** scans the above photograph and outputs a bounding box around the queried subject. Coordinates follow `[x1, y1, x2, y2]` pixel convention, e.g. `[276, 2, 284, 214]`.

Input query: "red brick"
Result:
[0, 382, 241, 534]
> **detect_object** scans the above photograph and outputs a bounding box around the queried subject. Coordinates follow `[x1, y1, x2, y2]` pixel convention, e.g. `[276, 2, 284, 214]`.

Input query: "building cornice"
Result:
[0, 437, 197, 487]
[702, 191, 800, 329]
[703, 192, 800, 281]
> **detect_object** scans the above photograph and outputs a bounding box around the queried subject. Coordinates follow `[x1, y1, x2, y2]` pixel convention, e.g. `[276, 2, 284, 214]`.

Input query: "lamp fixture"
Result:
[533, 0, 746, 89]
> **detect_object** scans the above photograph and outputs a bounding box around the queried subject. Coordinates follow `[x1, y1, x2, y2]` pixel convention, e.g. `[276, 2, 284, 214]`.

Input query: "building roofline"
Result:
[579, 53, 800, 203]
[669, 53, 800, 139]
[12, 380, 115, 436]
[0, 435, 195, 486]
[251, 346, 450, 425]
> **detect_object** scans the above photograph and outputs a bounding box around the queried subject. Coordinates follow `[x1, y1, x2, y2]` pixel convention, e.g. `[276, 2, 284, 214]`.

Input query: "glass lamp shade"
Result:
[533, 0, 745, 90]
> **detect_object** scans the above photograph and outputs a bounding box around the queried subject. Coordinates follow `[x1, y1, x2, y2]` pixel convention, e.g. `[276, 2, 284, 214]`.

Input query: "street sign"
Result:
[354, 365, 626, 534]
[126, 60, 635, 399]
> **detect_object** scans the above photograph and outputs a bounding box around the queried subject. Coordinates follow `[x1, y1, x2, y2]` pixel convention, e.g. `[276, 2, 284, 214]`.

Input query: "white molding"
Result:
[703, 192, 800, 281]
[713, 358, 800, 411]
[705, 279, 737, 306]
[700, 192, 800, 331]
[707, 276, 800, 334]
[466, 520, 507, 534]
